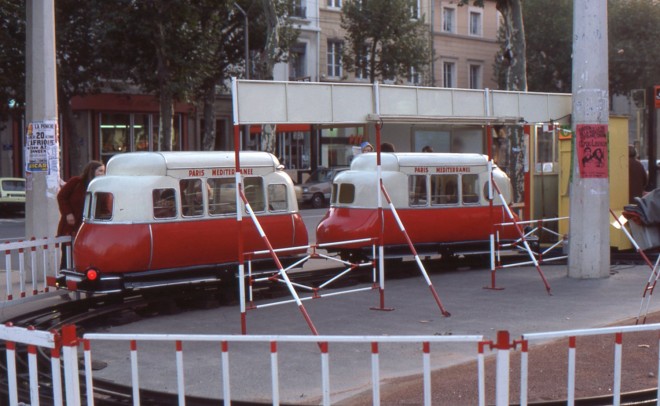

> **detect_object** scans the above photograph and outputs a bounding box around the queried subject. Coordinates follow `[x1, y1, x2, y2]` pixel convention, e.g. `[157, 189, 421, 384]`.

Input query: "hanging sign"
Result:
[655, 85, 660, 109]
[576, 124, 608, 178]
[25, 120, 58, 173]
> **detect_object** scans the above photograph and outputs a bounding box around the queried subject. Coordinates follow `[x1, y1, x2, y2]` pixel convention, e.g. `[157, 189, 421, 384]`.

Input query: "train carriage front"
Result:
[55, 151, 308, 294]
[316, 152, 519, 259]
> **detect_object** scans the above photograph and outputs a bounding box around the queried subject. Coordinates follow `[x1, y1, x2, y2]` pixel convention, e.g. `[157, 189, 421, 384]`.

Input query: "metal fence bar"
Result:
[176, 341, 186, 406]
[130, 341, 140, 406]
[270, 341, 280, 406]
[371, 342, 380, 405]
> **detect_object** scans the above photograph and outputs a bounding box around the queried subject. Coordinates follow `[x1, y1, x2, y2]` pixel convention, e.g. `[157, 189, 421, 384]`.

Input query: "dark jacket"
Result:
[56, 176, 87, 236]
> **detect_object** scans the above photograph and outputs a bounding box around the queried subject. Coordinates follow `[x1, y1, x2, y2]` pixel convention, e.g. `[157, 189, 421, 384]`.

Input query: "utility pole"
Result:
[25, 0, 60, 241]
[568, 0, 610, 278]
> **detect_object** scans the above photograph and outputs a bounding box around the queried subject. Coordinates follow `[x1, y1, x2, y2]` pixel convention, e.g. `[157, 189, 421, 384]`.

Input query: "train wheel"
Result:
[311, 193, 325, 208]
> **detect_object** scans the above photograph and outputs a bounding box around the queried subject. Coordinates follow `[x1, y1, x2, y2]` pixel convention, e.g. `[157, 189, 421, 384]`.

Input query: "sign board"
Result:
[655, 85, 660, 109]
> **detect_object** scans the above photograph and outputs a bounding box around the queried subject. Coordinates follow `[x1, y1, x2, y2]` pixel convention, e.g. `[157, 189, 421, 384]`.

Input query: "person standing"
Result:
[57, 161, 105, 266]
[628, 145, 647, 204]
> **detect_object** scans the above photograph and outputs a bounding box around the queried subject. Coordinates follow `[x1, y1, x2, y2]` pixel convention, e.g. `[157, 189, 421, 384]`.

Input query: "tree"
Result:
[608, 0, 660, 96]
[99, 0, 203, 151]
[0, 2, 25, 129]
[512, 0, 572, 93]
[55, 0, 109, 173]
[464, 0, 527, 91]
[341, 0, 431, 84]
[504, 0, 660, 96]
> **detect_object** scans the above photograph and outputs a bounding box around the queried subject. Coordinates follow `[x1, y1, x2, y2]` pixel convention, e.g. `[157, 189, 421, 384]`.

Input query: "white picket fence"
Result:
[1, 236, 71, 303]
[2, 322, 660, 406]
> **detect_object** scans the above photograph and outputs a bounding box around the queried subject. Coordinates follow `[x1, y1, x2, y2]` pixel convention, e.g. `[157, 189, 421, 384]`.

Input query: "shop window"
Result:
[153, 188, 177, 219]
[180, 179, 203, 217]
[268, 184, 288, 212]
[409, 175, 427, 206]
[208, 178, 237, 215]
[99, 113, 182, 163]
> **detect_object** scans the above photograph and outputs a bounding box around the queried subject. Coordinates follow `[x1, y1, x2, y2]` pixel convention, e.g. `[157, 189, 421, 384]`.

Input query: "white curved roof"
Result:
[350, 152, 489, 172]
[106, 151, 281, 176]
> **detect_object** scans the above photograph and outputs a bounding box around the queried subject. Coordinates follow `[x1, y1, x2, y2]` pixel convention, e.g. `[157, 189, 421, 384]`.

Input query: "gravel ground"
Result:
[339, 312, 660, 405]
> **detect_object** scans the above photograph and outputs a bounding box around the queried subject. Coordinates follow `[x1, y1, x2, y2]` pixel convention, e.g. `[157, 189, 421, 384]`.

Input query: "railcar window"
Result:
[462, 174, 480, 204]
[338, 183, 355, 204]
[331, 183, 338, 204]
[208, 178, 236, 215]
[94, 192, 114, 220]
[244, 177, 265, 212]
[83, 192, 92, 220]
[153, 188, 177, 219]
[431, 174, 458, 205]
[268, 184, 288, 212]
[409, 175, 427, 206]
[180, 179, 204, 217]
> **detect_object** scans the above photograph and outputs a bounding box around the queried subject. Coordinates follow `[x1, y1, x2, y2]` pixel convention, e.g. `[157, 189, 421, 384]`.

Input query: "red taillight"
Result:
[86, 268, 99, 281]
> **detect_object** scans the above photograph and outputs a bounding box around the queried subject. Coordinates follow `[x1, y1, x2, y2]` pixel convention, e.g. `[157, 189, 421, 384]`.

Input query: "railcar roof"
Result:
[350, 152, 488, 171]
[106, 151, 280, 176]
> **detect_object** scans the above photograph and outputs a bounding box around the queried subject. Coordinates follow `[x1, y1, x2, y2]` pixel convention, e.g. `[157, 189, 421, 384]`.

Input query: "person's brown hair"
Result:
[81, 160, 104, 187]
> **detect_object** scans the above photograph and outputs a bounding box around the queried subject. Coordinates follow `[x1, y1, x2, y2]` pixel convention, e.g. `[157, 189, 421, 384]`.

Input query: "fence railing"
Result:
[1, 236, 71, 303]
[4, 322, 660, 406]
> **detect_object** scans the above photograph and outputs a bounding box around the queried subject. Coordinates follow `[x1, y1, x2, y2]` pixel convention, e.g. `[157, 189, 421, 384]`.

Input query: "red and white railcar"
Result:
[55, 151, 308, 294]
[315, 152, 519, 260]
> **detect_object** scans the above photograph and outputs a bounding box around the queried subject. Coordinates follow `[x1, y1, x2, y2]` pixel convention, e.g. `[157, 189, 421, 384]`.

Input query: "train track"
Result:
[0, 254, 657, 405]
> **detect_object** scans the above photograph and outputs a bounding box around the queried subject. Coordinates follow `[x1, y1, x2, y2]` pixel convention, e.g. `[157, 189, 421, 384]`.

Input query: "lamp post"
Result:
[234, 3, 249, 79]
[234, 3, 250, 150]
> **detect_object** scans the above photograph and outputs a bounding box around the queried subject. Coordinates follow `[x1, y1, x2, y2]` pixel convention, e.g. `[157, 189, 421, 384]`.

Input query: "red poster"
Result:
[576, 124, 608, 178]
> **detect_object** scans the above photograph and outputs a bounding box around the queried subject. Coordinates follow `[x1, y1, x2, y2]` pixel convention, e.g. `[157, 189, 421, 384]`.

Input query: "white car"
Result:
[0, 177, 26, 214]
[296, 167, 348, 208]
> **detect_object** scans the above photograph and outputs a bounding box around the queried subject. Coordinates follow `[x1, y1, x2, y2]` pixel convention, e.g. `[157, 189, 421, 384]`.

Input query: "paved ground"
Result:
[78, 260, 660, 404]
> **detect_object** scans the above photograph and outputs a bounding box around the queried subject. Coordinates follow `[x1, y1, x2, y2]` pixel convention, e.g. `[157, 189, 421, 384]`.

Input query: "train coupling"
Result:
[51, 268, 123, 294]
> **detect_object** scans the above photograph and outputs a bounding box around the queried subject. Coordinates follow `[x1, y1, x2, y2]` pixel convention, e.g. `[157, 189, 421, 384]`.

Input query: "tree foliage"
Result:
[463, 0, 527, 91]
[500, 0, 660, 96]
[608, 0, 660, 95]
[0, 1, 25, 127]
[340, 0, 431, 84]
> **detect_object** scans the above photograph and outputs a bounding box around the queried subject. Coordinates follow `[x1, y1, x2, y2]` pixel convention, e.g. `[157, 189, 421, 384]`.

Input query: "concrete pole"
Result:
[568, 0, 610, 278]
[25, 0, 60, 241]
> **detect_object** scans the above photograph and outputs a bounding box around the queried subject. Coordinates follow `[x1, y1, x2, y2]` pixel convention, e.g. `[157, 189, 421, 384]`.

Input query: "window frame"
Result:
[442, 6, 456, 33]
[468, 8, 483, 37]
[327, 40, 343, 78]
[468, 64, 482, 89]
[442, 61, 456, 88]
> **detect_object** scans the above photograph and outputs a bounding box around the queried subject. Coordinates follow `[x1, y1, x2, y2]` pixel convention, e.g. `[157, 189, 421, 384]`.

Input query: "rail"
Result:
[5, 321, 660, 405]
[1, 236, 71, 303]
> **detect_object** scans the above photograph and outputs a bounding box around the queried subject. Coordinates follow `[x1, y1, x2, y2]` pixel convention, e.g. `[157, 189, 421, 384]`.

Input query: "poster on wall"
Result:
[576, 124, 608, 178]
[25, 120, 58, 172]
[25, 120, 61, 196]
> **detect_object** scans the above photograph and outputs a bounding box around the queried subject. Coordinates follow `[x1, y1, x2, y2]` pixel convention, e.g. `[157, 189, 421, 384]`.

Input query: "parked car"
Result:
[0, 177, 26, 214]
[296, 167, 348, 208]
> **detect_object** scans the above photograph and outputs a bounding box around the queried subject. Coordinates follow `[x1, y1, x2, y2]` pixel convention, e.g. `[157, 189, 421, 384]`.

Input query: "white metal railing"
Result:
[1, 236, 71, 303]
[4, 323, 660, 406]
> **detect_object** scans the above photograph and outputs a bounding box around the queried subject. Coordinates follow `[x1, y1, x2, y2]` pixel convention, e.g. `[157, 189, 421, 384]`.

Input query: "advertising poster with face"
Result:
[576, 124, 608, 178]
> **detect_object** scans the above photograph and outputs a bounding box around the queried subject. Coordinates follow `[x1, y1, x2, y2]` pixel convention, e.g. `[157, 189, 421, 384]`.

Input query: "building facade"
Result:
[0, 0, 502, 181]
